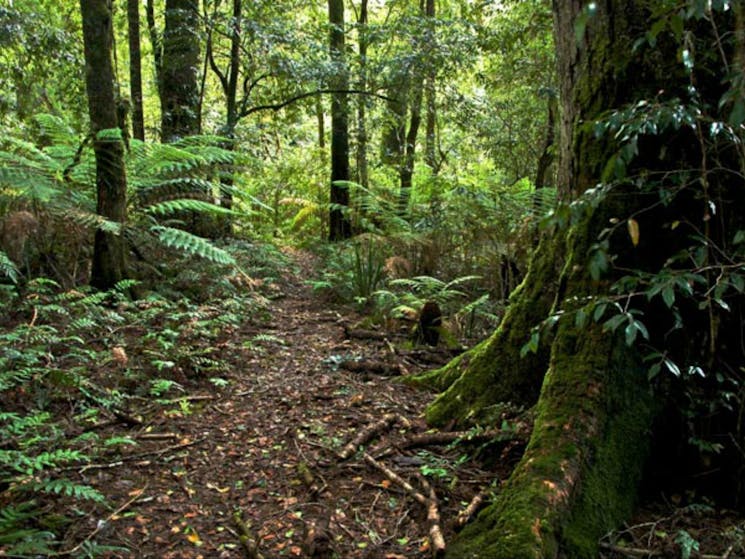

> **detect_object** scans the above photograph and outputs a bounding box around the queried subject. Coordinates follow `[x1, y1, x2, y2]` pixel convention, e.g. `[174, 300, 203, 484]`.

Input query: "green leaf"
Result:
[624, 321, 638, 345]
[662, 286, 675, 308]
[664, 359, 681, 377]
[729, 99, 745, 127]
[603, 313, 626, 334]
[592, 302, 608, 322]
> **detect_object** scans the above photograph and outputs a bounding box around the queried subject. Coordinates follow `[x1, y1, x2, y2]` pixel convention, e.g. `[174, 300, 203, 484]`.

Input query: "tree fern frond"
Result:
[63, 209, 122, 234]
[134, 177, 217, 201]
[95, 127, 124, 142]
[145, 199, 237, 217]
[33, 113, 78, 147]
[150, 226, 236, 265]
[290, 204, 320, 231]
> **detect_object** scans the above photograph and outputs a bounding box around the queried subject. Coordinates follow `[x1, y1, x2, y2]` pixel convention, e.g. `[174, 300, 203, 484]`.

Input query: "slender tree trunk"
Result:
[534, 92, 556, 190]
[145, 0, 163, 105]
[160, 0, 200, 142]
[398, 78, 423, 213]
[328, 0, 352, 241]
[80, 0, 128, 289]
[424, 0, 437, 172]
[216, 0, 242, 236]
[316, 96, 326, 150]
[127, 0, 145, 141]
[355, 0, 369, 191]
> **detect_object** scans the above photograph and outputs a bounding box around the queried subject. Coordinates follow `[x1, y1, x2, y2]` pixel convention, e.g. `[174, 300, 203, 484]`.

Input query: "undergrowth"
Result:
[0, 240, 280, 556]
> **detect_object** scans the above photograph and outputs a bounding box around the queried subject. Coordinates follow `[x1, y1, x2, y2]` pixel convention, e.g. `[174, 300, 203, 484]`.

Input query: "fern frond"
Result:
[0, 250, 19, 284]
[34, 113, 78, 147]
[31, 478, 104, 502]
[145, 198, 236, 217]
[290, 204, 319, 231]
[150, 226, 236, 265]
[62, 208, 122, 234]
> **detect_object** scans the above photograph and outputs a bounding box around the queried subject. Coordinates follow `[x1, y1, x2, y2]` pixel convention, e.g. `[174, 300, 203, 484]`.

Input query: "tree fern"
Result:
[145, 198, 237, 217]
[151, 226, 236, 265]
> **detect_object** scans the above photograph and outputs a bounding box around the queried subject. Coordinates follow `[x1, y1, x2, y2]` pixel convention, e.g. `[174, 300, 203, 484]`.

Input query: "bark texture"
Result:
[80, 0, 128, 289]
[160, 0, 200, 142]
[328, 0, 352, 241]
[127, 0, 145, 141]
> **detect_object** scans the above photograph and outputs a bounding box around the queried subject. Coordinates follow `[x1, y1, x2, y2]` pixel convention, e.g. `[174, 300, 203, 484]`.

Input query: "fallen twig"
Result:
[362, 452, 427, 505]
[76, 437, 205, 473]
[455, 487, 491, 529]
[338, 413, 411, 460]
[418, 476, 446, 558]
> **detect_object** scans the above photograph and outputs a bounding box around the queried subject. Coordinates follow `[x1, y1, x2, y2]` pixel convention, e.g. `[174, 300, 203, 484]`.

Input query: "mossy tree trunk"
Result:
[410, 1, 745, 557]
[80, 0, 128, 290]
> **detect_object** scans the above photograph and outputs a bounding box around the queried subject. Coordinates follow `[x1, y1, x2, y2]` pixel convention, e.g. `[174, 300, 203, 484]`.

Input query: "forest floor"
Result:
[54, 250, 524, 559]
[22, 249, 745, 559]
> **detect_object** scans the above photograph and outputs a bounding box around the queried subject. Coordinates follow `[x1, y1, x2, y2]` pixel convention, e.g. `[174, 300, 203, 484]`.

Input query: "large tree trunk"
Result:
[80, 0, 128, 289]
[328, 0, 352, 241]
[409, 1, 745, 557]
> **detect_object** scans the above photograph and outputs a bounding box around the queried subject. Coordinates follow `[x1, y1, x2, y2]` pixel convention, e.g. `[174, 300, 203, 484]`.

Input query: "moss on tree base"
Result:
[444, 323, 655, 558]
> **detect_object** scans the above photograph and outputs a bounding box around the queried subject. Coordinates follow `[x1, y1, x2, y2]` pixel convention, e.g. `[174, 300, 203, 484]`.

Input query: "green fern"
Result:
[31, 478, 105, 502]
[0, 502, 55, 554]
[0, 250, 19, 284]
[145, 198, 237, 217]
[151, 225, 236, 265]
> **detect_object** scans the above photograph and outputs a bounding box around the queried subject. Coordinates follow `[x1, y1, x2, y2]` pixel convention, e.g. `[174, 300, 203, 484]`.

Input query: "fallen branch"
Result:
[343, 326, 390, 341]
[599, 542, 733, 559]
[233, 510, 265, 559]
[338, 413, 411, 460]
[418, 476, 446, 558]
[402, 428, 522, 449]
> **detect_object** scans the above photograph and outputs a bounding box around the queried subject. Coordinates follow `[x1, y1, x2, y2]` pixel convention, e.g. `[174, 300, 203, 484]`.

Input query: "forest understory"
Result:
[2, 250, 741, 559]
